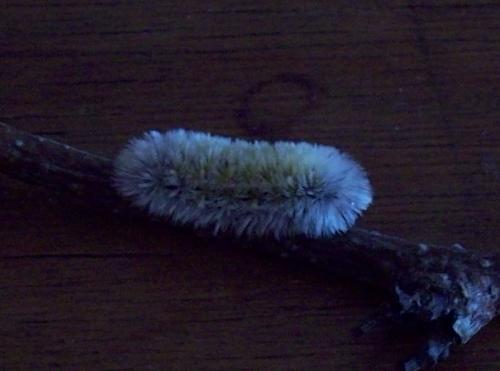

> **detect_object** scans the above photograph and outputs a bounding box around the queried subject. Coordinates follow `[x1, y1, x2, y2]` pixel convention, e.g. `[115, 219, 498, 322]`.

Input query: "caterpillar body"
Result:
[113, 129, 373, 239]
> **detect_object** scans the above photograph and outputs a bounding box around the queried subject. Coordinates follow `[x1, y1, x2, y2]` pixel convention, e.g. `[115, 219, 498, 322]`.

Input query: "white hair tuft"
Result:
[113, 129, 373, 239]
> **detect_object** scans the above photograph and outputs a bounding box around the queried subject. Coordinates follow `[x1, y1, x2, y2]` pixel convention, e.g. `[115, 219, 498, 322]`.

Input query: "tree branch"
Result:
[1, 121, 498, 370]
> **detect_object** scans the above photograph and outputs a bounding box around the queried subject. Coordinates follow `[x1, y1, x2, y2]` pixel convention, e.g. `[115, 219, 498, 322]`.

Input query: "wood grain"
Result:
[1, 1, 499, 370]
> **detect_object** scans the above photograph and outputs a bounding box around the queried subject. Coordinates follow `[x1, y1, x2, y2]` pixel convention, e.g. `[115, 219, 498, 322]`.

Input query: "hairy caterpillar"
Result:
[113, 129, 373, 239]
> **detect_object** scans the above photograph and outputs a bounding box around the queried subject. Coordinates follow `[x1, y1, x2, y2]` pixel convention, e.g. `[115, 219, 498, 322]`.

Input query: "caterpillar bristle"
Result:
[113, 129, 373, 239]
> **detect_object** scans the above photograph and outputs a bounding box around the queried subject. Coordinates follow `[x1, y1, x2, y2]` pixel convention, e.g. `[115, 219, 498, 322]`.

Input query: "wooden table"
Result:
[1, 1, 499, 370]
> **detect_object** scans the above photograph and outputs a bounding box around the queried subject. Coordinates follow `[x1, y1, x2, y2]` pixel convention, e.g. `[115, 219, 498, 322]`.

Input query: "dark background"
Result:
[1, 1, 499, 370]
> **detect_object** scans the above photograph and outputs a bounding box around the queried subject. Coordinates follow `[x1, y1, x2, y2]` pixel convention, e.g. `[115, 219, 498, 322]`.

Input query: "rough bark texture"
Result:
[0, 121, 138, 217]
[1, 121, 499, 370]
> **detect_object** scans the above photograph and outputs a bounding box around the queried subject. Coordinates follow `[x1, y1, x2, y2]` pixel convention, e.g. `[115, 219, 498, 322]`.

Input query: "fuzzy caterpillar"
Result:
[113, 129, 373, 239]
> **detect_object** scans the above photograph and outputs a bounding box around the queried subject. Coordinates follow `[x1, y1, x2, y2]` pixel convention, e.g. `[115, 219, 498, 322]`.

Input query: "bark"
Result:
[1, 121, 499, 370]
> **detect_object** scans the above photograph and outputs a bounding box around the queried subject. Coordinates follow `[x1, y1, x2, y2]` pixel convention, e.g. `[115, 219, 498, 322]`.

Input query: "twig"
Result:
[1, 121, 498, 370]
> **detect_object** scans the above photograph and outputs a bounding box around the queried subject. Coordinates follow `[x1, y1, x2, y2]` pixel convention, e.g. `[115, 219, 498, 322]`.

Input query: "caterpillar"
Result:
[113, 129, 373, 239]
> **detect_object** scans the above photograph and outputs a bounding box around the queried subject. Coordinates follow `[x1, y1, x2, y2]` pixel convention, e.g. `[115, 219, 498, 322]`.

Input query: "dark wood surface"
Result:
[1, 1, 499, 370]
